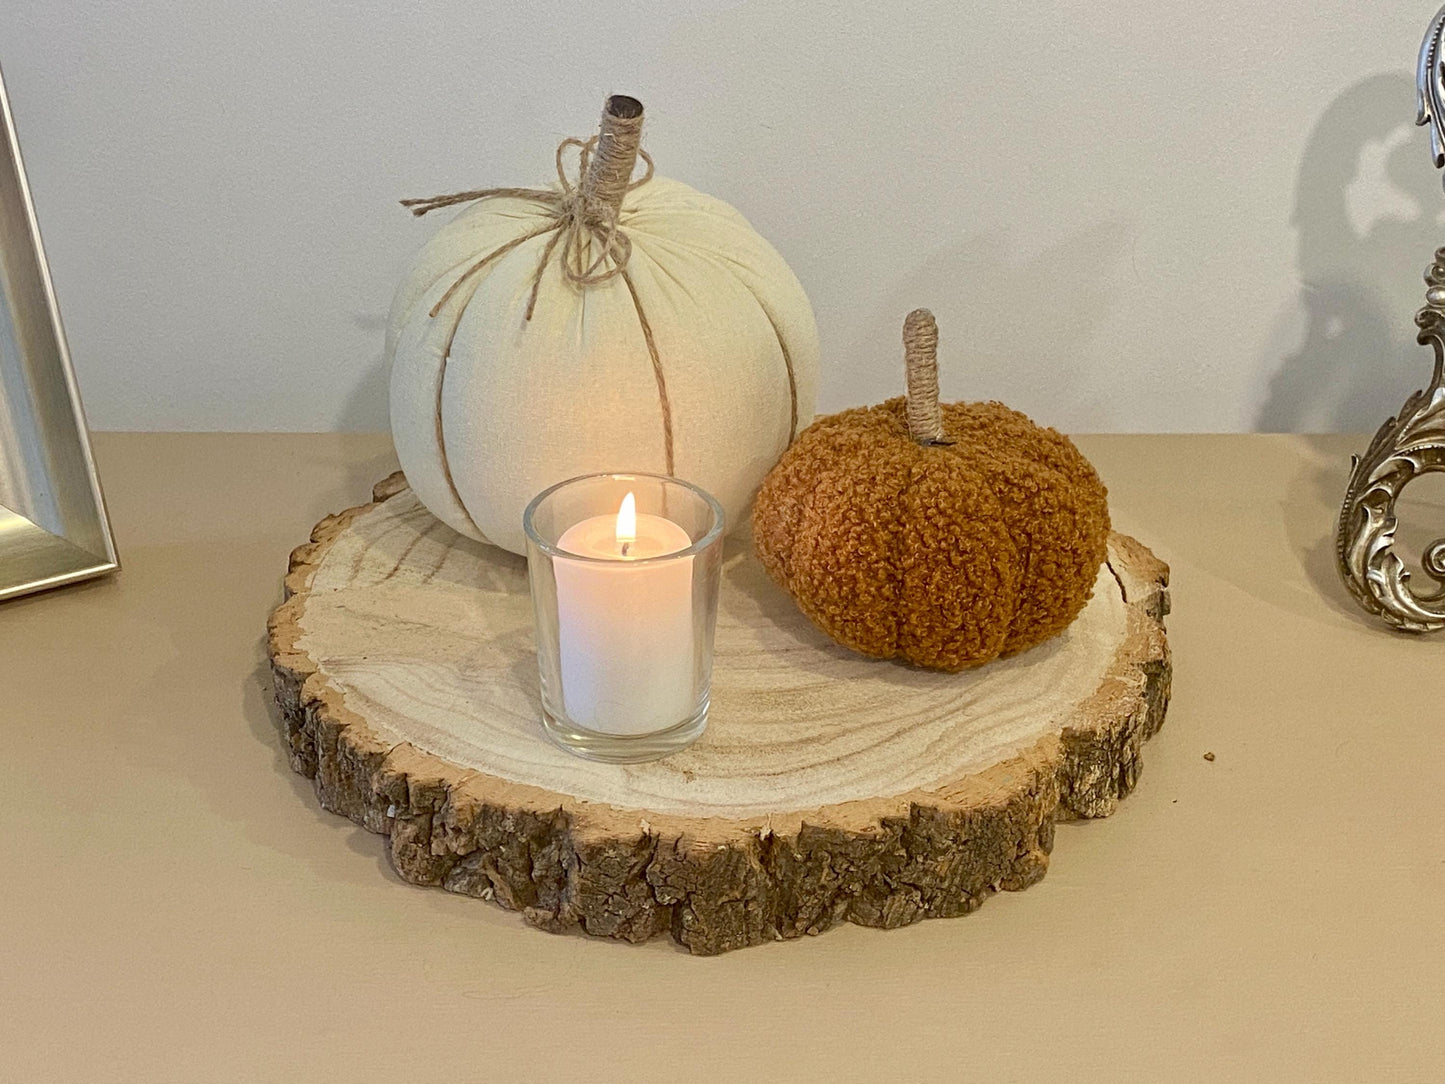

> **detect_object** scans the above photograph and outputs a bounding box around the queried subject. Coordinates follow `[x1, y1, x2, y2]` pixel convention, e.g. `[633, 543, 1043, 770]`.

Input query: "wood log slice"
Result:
[268, 474, 1171, 955]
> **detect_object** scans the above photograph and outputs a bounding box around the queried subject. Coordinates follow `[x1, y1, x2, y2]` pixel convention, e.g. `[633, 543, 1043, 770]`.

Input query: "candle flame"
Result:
[616, 491, 637, 556]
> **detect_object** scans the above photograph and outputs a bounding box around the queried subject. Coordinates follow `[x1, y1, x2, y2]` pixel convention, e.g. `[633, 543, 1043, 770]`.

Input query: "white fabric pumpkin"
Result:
[387, 99, 818, 556]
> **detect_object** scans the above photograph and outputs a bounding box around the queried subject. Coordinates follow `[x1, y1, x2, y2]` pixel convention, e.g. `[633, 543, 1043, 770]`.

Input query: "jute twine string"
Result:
[903, 308, 950, 445]
[400, 101, 656, 322]
[400, 96, 678, 471]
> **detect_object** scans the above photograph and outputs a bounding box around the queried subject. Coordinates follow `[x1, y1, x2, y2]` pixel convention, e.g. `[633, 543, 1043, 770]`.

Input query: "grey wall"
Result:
[0, 1, 1439, 433]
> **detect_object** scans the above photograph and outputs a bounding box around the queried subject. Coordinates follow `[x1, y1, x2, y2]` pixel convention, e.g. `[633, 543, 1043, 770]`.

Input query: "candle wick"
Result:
[621, 540, 631, 558]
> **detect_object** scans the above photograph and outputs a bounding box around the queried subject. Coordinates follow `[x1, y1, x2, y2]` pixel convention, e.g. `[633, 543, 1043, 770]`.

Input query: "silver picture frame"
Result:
[0, 64, 117, 601]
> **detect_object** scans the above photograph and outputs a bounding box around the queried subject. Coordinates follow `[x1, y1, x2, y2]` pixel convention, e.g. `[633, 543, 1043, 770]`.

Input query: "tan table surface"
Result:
[2, 432, 1441, 1082]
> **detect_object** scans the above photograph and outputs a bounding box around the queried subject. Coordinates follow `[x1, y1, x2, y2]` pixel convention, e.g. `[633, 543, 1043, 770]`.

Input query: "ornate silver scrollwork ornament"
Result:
[1418, 6, 1445, 182]
[1337, 253, 1445, 632]
[1335, 6, 1445, 632]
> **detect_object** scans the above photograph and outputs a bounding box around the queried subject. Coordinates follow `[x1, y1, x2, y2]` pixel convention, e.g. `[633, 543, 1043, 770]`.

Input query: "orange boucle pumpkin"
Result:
[752, 309, 1110, 671]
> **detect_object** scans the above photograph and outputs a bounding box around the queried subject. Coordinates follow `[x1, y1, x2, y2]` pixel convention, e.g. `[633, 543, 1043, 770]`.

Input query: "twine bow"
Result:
[400, 134, 655, 322]
[397, 97, 680, 472]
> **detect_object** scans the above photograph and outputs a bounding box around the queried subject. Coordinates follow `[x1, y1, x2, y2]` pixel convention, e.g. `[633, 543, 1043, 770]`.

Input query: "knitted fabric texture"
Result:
[752, 397, 1110, 671]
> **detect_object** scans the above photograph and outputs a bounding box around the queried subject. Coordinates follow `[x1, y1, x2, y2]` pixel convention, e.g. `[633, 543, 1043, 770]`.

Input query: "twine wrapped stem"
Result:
[583, 95, 643, 220]
[903, 308, 950, 445]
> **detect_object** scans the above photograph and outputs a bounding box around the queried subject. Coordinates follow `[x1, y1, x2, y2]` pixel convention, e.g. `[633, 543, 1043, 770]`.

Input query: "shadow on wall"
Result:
[342, 310, 391, 431]
[1259, 72, 1444, 432]
[847, 222, 1129, 426]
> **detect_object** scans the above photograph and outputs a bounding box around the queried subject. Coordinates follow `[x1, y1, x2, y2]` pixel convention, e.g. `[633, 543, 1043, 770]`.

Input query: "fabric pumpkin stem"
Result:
[903, 308, 947, 444]
[583, 96, 644, 221]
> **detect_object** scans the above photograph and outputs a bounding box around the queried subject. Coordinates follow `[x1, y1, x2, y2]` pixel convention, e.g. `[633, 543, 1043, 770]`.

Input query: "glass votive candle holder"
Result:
[523, 472, 725, 763]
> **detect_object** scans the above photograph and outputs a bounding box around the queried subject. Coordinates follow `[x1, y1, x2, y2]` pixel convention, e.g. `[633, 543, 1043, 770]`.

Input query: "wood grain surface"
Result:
[269, 473, 1171, 953]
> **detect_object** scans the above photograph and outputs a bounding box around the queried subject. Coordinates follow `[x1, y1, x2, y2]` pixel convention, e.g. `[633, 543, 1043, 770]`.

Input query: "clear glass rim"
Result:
[522, 471, 726, 566]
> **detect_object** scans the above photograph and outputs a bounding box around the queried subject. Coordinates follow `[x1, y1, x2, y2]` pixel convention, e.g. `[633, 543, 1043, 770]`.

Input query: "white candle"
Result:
[553, 492, 696, 735]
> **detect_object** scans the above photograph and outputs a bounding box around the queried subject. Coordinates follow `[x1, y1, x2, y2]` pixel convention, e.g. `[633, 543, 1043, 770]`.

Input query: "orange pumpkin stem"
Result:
[903, 309, 947, 444]
[584, 96, 644, 222]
